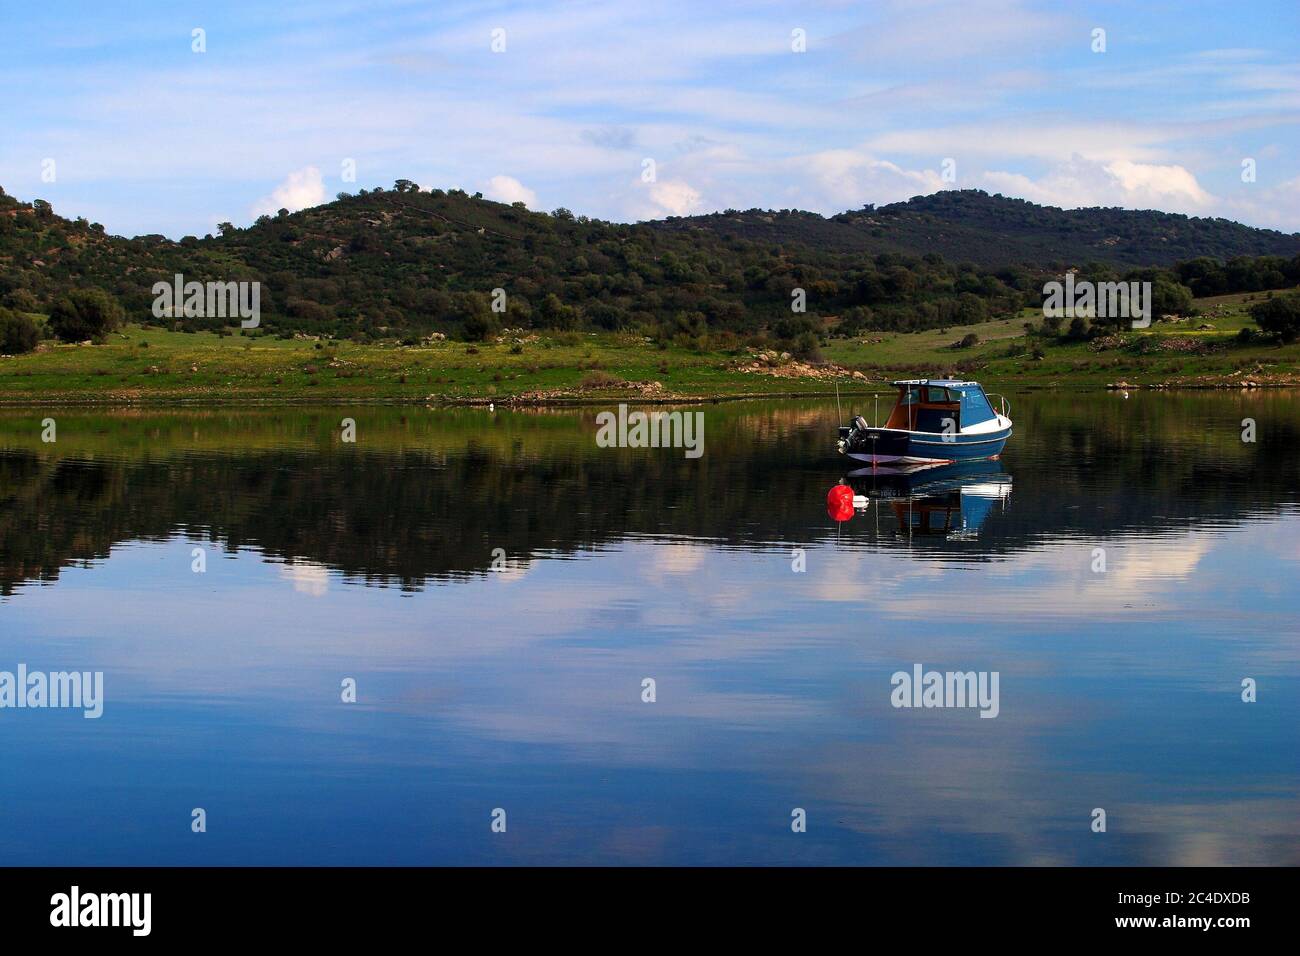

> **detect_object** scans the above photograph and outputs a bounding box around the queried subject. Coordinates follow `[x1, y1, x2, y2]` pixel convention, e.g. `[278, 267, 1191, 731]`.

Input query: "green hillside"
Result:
[2, 182, 1299, 353]
[656, 189, 1300, 267]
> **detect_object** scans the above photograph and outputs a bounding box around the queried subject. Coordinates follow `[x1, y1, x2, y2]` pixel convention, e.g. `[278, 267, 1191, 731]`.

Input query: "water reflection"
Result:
[0, 394, 1297, 866]
[841, 460, 1013, 538]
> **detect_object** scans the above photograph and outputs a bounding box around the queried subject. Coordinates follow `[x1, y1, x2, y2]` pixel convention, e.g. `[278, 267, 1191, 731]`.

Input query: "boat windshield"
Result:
[952, 386, 997, 426]
[899, 385, 954, 405]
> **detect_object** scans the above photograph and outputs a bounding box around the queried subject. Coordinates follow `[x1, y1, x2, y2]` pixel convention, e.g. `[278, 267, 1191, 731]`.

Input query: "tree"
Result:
[586, 302, 627, 330]
[456, 292, 497, 341]
[1250, 292, 1300, 343]
[774, 314, 816, 340]
[217, 222, 235, 236]
[538, 293, 577, 329]
[3, 289, 40, 312]
[0, 307, 39, 354]
[1150, 279, 1193, 321]
[47, 289, 125, 343]
[955, 292, 987, 324]
[839, 305, 875, 335]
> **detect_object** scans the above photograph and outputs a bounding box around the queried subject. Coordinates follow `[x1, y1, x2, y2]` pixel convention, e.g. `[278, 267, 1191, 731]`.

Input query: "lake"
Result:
[1, 391, 1297, 865]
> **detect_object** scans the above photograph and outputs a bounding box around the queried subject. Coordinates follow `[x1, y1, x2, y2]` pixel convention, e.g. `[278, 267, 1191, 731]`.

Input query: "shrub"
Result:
[0, 307, 39, 354]
[1249, 292, 1300, 343]
[792, 330, 822, 362]
[579, 369, 624, 389]
[462, 310, 498, 342]
[47, 289, 125, 343]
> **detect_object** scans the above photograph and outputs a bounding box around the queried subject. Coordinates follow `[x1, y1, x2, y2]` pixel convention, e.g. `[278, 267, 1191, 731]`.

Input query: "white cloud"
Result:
[483, 174, 537, 208]
[250, 166, 327, 218]
[833, 0, 1075, 67]
[1215, 174, 1300, 233]
[642, 179, 703, 217]
[980, 155, 1214, 213]
[866, 121, 1169, 164]
[1103, 159, 1213, 206]
[794, 150, 946, 208]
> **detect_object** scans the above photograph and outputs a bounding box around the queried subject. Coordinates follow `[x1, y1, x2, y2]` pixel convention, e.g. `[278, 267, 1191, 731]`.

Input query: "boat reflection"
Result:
[841, 459, 1012, 539]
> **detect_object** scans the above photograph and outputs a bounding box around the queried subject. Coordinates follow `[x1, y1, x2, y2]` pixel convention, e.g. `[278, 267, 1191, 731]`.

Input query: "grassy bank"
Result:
[2, 290, 1298, 405]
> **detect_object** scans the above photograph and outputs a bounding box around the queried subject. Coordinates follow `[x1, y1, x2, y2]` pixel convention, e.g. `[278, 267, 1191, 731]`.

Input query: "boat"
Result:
[836, 379, 1012, 466]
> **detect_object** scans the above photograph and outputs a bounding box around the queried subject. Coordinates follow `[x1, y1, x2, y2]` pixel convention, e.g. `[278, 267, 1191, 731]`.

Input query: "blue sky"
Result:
[2, 0, 1298, 238]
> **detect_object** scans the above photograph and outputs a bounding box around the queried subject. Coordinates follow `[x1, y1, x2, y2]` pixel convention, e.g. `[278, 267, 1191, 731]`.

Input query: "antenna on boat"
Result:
[835, 381, 842, 424]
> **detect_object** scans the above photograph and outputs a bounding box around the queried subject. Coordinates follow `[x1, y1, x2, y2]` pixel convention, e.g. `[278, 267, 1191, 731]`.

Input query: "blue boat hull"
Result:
[842, 425, 1012, 465]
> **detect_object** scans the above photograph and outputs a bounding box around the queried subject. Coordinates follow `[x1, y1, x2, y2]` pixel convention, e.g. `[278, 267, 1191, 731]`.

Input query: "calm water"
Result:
[1, 392, 1297, 866]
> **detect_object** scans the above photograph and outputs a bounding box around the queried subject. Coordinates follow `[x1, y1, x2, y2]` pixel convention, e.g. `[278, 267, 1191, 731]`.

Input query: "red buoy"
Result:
[826, 483, 854, 522]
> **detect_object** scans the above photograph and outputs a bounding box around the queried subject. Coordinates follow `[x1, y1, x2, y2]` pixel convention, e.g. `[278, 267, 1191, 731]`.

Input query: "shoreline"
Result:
[0, 379, 1294, 409]
[3, 305, 1298, 407]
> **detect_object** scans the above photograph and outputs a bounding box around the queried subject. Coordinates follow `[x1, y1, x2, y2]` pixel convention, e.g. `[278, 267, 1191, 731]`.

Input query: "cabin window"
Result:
[955, 387, 997, 426]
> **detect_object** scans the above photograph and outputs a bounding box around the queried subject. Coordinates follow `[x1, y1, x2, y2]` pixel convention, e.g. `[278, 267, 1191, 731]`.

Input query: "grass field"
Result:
[2, 288, 1298, 404]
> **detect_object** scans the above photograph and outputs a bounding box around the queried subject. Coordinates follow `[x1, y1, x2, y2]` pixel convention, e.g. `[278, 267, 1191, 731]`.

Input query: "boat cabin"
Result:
[884, 380, 1000, 434]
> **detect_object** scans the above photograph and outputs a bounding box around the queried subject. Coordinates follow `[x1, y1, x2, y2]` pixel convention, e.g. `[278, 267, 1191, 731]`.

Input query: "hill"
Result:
[2, 184, 1299, 344]
[651, 190, 1300, 268]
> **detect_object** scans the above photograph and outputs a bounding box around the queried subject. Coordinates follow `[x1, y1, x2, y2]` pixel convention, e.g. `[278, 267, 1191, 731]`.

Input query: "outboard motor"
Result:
[837, 415, 871, 454]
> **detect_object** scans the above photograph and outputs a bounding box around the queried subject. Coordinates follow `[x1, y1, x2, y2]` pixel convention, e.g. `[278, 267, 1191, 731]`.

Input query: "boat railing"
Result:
[985, 393, 1011, 421]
